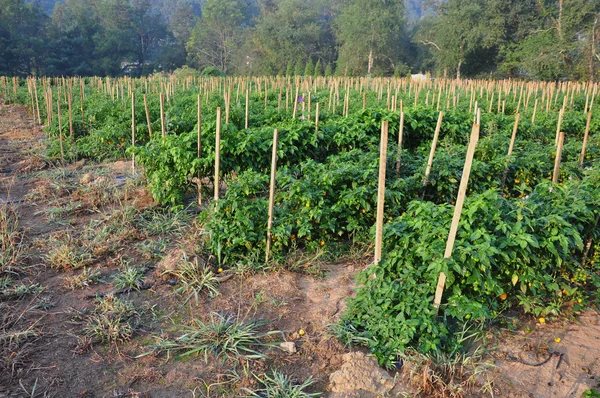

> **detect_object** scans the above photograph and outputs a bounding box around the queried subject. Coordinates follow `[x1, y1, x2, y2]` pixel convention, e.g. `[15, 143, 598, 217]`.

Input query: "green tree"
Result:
[294, 60, 304, 76]
[325, 62, 333, 76]
[251, 0, 336, 75]
[285, 60, 294, 76]
[186, 0, 253, 73]
[314, 58, 322, 76]
[335, 0, 406, 76]
[417, 0, 492, 79]
[0, 0, 48, 76]
[304, 58, 314, 76]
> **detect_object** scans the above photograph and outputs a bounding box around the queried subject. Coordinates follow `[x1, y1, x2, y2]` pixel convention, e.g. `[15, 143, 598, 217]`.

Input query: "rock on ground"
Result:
[328, 351, 395, 397]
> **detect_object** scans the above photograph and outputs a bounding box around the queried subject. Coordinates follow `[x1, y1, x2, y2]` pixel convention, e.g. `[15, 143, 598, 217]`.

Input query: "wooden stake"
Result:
[245, 89, 249, 129]
[423, 112, 445, 186]
[197, 95, 202, 204]
[553, 132, 565, 183]
[143, 94, 152, 138]
[374, 121, 389, 264]
[131, 92, 136, 174]
[555, 107, 564, 146]
[580, 112, 592, 167]
[315, 102, 320, 133]
[265, 129, 280, 263]
[160, 92, 166, 138]
[433, 119, 480, 310]
[501, 113, 520, 185]
[395, 110, 404, 178]
[214, 107, 222, 201]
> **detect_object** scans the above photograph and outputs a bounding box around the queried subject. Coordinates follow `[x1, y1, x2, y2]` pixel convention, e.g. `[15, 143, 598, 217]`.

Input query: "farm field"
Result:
[1, 75, 600, 397]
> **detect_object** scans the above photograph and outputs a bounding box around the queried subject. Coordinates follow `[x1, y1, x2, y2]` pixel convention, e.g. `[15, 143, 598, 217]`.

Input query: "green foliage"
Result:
[344, 176, 600, 366]
[131, 131, 201, 206]
[304, 58, 314, 76]
[314, 59, 322, 77]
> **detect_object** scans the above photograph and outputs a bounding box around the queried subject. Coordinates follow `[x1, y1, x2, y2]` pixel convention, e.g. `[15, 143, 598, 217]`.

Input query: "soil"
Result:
[0, 101, 599, 398]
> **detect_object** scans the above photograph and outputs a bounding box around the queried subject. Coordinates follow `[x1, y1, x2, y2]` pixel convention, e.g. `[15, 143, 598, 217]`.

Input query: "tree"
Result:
[170, 4, 197, 45]
[335, 0, 406, 76]
[304, 58, 314, 76]
[0, 0, 48, 76]
[314, 58, 322, 76]
[285, 60, 294, 76]
[294, 60, 304, 76]
[417, 0, 491, 79]
[250, 0, 336, 75]
[186, 0, 253, 73]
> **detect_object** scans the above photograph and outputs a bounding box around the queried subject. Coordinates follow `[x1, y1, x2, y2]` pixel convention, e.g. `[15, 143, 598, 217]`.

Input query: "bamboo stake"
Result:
[160, 92, 166, 138]
[555, 107, 564, 146]
[374, 121, 389, 264]
[265, 129, 280, 263]
[423, 112, 445, 187]
[131, 92, 136, 174]
[197, 95, 202, 204]
[580, 112, 592, 167]
[501, 113, 520, 185]
[244, 89, 250, 129]
[315, 102, 320, 133]
[395, 109, 404, 178]
[553, 132, 565, 183]
[214, 107, 222, 201]
[433, 118, 480, 311]
[144, 94, 152, 138]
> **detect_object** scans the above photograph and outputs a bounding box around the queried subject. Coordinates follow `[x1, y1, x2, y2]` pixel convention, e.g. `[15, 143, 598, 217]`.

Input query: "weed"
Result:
[135, 238, 168, 260]
[111, 264, 146, 291]
[0, 275, 43, 300]
[83, 205, 139, 257]
[243, 371, 321, 398]
[330, 320, 375, 348]
[141, 312, 279, 362]
[74, 176, 118, 209]
[45, 231, 92, 270]
[83, 295, 140, 343]
[164, 256, 219, 303]
[399, 325, 493, 398]
[0, 202, 24, 272]
[0, 303, 40, 381]
[136, 207, 193, 236]
[63, 268, 103, 290]
[36, 200, 83, 224]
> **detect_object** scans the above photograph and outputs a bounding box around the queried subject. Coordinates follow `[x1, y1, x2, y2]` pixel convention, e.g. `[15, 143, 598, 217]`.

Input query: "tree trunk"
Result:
[558, 0, 564, 40]
[456, 45, 463, 80]
[368, 48, 374, 76]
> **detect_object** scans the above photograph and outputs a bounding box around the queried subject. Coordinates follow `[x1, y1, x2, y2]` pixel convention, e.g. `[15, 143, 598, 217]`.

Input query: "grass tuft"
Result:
[111, 263, 146, 291]
[83, 295, 140, 343]
[63, 268, 103, 290]
[141, 312, 279, 363]
[164, 256, 219, 303]
[243, 371, 321, 398]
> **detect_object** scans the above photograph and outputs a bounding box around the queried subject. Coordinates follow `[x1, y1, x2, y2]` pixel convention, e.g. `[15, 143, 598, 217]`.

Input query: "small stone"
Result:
[279, 342, 296, 354]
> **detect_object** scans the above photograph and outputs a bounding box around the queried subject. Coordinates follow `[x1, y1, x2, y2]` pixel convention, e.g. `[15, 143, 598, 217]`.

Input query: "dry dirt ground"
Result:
[0, 101, 599, 398]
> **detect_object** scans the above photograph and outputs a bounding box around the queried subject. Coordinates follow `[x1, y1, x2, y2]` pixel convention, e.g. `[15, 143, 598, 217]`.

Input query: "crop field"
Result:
[1, 75, 600, 397]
